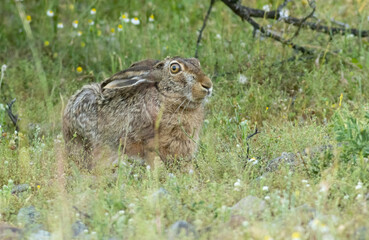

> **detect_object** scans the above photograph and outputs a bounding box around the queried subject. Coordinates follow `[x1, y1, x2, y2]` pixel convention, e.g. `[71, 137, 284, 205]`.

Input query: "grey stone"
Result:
[72, 220, 88, 237]
[151, 188, 169, 200]
[231, 196, 267, 219]
[354, 226, 368, 240]
[28, 230, 51, 240]
[11, 184, 30, 194]
[168, 220, 197, 240]
[17, 206, 40, 227]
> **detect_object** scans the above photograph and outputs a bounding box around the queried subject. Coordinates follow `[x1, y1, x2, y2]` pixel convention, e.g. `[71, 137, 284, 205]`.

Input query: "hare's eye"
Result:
[170, 63, 181, 74]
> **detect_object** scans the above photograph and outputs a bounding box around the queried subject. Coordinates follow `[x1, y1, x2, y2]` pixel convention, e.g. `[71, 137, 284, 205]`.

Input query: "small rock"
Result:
[231, 196, 267, 219]
[354, 226, 367, 240]
[28, 229, 51, 240]
[0, 222, 23, 239]
[167, 220, 197, 240]
[72, 220, 88, 237]
[266, 152, 298, 172]
[150, 188, 169, 200]
[11, 184, 30, 195]
[17, 206, 40, 227]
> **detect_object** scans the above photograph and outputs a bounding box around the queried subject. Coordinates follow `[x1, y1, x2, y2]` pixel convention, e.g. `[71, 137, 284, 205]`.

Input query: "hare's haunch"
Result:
[63, 57, 213, 169]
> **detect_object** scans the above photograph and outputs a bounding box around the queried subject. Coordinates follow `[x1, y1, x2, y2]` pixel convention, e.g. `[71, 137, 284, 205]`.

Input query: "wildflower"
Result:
[76, 66, 83, 73]
[110, 28, 115, 35]
[90, 8, 96, 15]
[88, 19, 94, 26]
[69, 4, 74, 11]
[80, 42, 86, 48]
[236, 144, 241, 148]
[301, 0, 309, 6]
[57, 22, 64, 29]
[264, 235, 273, 240]
[4, 161, 8, 165]
[189, 169, 194, 175]
[262, 5, 271, 11]
[343, 195, 349, 200]
[46, 10, 54, 17]
[339, 93, 343, 107]
[97, 30, 102, 36]
[72, 20, 78, 28]
[117, 24, 123, 31]
[240, 119, 247, 126]
[234, 179, 241, 187]
[306, 184, 310, 187]
[301, 179, 308, 183]
[118, 210, 125, 215]
[44, 40, 50, 47]
[356, 194, 363, 200]
[264, 195, 270, 200]
[262, 186, 269, 191]
[149, 14, 154, 22]
[238, 74, 248, 84]
[77, 31, 82, 36]
[168, 173, 175, 178]
[1, 64, 7, 72]
[37, 185, 41, 189]
[248, 157, 258, 165]
[266, 106, 269, 111]
[121, 14, 130, 23]
[146, 165, 150, 170]
[279, 9, 289, 19]
[215, 33, 221, 40]
[131, 17, 140, 25]
[355, 181, 363, 190]
[26, 15, 32, 23]
[291, 232, 301, 240]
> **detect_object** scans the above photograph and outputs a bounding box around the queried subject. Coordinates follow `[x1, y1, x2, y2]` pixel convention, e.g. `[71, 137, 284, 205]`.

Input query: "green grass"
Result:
[1, 0, 369, 239]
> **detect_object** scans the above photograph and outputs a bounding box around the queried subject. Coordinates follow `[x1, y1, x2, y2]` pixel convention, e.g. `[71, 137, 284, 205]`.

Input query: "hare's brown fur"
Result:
[63, 57, 212, 169]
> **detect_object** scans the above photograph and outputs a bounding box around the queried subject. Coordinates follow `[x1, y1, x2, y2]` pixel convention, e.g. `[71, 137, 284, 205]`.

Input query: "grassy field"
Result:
[1, 0, 369, 239]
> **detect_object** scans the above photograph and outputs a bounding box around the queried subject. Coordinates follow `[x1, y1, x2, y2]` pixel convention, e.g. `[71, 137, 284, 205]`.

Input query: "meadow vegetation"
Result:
[0, 0, 369, 239]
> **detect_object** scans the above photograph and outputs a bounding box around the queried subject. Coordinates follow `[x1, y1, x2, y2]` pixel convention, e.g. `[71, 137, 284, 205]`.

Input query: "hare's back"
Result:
[63, 84, 100, 141]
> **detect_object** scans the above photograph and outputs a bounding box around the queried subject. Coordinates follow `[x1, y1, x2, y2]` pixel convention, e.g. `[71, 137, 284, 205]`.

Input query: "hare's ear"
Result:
[154, 61, 165, 70]
[102, 76, 151, 89]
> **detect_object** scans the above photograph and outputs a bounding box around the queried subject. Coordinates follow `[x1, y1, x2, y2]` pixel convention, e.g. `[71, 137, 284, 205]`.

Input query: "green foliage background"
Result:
[0, 0, 369, 239]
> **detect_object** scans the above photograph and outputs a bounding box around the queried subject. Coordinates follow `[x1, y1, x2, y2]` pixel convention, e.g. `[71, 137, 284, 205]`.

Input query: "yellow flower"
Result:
[69, 4, 74, 11]
[37, 185, 41, 189]
[53, 52, 58, 58]
[131, 17, 140, 25]
[90, 8, 96, 15]
[301, 0, 309, 6]
[26, 15, 32, 23]
[292, 232, 301, 239]
[46, 10, 54, 17]
[121, 14, 129, 22]
[266, 106, 269, 111]
[117, 24, 123, 32]
[88, 19, 94, 26]
[76, 66, 83, 73]
[77, 31, 82, 36]
[339, 93, 343, 107]
[44, 40, 50, 47]
[97, 30, 102, 36]
[81, 42, 86, 48]
[110, 28, 115, 34]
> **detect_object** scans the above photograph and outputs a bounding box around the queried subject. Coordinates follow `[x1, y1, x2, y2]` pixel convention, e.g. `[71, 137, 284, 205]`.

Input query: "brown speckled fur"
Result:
[63, 57, 212, 169]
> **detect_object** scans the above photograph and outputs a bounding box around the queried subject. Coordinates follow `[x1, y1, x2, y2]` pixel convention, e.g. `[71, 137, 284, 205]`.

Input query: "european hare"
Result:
[63, 57, 212, 169]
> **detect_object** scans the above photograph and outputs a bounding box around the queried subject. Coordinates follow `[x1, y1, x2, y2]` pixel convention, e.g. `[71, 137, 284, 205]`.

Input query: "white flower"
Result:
[131, 17, 140, 25]
[264, 195, 270, 200]
[117, 24, 123, 31]
[149, 14, 154, 22]
[306, 184, 310, 187]
[234, 179, 241, 187]
[4, 161, 8, 165]
[90, 8, 96, 15]
[168, 173, 175, 178]
[88, 19, 95, 26]
[118, 210, 125, 215]
[301, 179, 308, 183]
[343, 195, 349, 200]
[189, 169, 194, 175]
[356, 194, 363, 200]
[57, 22, 64, 29]
[121, 14, 130, 22]
[238, 74, 248, 84]
[146, 165, 151, 170]
[248, 158, 258, 165]
[279, 9, 289, 19]
[1, 64, 7, 72]
[46, 10, 54, 17]
[72, 20, 78, 28]
[77, 31, 82, 36]
[355, 181, 363, 190]
[128, 203, 135, 209]
[262, 186, 269, 191]
[215, 33, 221, 39]
[262, 4, 271, 11]
[236, 144, 241, 148]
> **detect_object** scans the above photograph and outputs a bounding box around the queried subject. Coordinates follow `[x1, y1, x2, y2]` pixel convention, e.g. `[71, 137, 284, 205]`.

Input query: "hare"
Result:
[63, 57, 213, 169]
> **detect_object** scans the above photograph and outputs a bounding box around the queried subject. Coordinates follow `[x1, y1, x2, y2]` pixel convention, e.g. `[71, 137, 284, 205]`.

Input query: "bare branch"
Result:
[6, 98, 19, 131]
[195, 0, 215, 58]
[221, 0, 369, 37]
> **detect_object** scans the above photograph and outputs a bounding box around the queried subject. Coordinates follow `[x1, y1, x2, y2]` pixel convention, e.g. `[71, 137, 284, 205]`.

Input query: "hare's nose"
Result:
[200, 77, 213, 95]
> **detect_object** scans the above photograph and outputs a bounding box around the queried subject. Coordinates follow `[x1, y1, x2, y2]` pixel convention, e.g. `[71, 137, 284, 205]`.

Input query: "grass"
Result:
[1, 0, 369, 239]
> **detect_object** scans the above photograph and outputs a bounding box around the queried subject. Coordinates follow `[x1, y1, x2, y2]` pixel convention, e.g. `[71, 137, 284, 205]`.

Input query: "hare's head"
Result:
[155, 57, 213, 104]
[101, 57, 212, 107]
